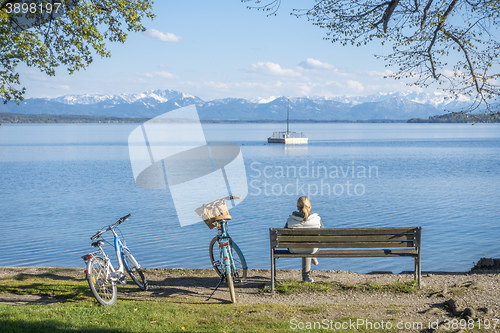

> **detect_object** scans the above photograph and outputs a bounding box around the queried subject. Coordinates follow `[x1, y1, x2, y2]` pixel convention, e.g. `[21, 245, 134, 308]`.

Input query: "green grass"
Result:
[270, 279, 420, 295]
[0, 301, 398, 333]
[0, 272, 90, 302]
[0, 271, 416, 333]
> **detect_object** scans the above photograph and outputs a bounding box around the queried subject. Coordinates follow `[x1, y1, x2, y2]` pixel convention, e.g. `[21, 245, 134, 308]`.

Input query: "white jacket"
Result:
[285, 212, 322, 254]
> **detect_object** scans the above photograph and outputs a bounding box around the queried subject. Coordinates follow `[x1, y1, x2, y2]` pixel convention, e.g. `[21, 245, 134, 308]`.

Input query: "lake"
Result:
[0, 122, 499, 274]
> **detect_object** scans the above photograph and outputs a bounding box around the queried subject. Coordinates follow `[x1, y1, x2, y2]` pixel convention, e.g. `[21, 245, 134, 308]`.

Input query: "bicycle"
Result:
[196, 196, 248, 303]
[82, 214, 148, 306]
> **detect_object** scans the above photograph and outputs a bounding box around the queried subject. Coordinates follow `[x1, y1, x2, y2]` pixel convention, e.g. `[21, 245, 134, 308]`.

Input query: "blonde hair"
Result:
[297, 196, 312, 222]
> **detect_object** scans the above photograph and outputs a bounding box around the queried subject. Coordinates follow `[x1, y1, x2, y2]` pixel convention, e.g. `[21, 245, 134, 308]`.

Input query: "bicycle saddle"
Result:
[91, 240, 104, 248]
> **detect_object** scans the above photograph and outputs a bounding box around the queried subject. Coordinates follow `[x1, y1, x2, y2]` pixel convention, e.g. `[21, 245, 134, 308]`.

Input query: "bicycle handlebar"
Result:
[224, 195, 242, 200]
[91, 230, 104, 240]
[200, 196, 242, 208]
[90, 214, 131, 240]
[118, 214, 131, 224]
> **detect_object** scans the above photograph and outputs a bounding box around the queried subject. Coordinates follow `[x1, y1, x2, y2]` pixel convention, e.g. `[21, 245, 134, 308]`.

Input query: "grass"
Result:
[269, 279, 420, 295]
[0, 301, 395, 333]
[0, 301, 285, 332]
[0, 269, 416, 333]
[0, 271, 90, 302]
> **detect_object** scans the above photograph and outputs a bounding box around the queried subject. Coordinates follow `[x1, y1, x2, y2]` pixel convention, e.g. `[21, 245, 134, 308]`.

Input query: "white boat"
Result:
[267, 99, 308, 144]
[267, 131, 308, 144]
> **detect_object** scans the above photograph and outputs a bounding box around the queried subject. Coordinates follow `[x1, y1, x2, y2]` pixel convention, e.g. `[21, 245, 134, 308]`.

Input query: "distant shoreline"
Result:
[1, 111, 498, 124]
[0, 112, 406, 124]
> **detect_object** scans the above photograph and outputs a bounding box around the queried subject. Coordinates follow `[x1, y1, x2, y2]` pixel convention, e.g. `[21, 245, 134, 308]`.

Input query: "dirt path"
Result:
[1, 266, 499, 330]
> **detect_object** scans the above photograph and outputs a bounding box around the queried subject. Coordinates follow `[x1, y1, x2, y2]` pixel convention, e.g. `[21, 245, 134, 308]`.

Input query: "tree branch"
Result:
[421, 0, 433, 29]
[441, 27, 481, 96]
[426, 0, 458, 79]
[372, 0, 399, 32]
[247, 0, 499, 112]
[382, 0, 400, 33]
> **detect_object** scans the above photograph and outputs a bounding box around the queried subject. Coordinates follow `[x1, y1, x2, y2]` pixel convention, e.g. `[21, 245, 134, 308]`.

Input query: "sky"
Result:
[20, 0, 432, 101]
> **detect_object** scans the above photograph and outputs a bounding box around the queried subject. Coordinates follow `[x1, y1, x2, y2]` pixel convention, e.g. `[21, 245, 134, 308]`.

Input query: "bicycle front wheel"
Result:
[121, 249, 148, 291]
[209, 237, 248, 285]
[86, 256, 117, 306]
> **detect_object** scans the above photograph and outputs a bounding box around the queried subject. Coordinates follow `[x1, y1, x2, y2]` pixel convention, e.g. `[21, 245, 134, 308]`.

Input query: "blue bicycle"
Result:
[197, 196, 248, 303]
[82, 214, 148, 306]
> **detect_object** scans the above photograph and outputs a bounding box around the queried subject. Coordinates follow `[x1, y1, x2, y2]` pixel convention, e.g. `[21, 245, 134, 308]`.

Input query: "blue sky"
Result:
[21, 0, 425, 101]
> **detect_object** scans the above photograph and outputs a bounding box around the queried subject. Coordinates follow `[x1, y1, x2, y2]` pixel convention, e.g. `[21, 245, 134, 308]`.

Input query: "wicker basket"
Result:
[195, 199, 232, 229]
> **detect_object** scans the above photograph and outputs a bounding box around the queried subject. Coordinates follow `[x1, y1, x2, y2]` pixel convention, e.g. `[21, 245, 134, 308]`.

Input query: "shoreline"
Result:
[0, 266, 496, 275]
[0, 266, 498, 331]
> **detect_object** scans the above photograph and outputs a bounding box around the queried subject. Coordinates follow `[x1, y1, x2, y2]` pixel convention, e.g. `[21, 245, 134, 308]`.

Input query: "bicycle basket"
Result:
[195, 199, 232, 229]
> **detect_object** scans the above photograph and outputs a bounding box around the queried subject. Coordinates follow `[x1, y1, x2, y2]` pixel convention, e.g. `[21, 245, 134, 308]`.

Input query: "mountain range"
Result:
[1, 89, 473, 121]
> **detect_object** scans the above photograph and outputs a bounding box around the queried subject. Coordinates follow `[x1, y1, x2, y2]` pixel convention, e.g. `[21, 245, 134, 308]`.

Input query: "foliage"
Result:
[0, 111, 149, 123]
[0, 0, 155, 104]
[245, 0, 500, 113]
[408, 111, 500, 123]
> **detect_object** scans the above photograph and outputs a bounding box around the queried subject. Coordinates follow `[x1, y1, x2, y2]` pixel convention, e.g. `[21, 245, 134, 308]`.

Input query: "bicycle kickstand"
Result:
[206, 275, 225, 301]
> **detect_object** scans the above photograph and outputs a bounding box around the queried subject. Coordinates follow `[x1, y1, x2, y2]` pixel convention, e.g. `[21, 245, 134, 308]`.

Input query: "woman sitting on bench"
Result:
[285, 196, 323, 282]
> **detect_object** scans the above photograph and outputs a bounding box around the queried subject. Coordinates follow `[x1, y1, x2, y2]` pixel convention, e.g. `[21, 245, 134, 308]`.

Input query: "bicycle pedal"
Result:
[119, 276, 127, 286]
[111, 271, 127, 285]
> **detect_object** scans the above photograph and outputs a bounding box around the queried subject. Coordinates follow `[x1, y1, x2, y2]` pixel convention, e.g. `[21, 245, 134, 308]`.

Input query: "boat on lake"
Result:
[267, 98, 308, 144]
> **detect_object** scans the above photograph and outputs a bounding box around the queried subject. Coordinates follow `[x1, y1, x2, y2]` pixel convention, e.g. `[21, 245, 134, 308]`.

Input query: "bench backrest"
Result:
[270, 227, 421, 249]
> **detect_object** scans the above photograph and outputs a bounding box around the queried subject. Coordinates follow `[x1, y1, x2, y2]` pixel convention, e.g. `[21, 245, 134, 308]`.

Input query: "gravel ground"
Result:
[1, 265, 499, 331]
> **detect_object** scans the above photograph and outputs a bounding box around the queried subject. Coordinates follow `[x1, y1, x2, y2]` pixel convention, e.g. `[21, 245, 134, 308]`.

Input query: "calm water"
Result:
[0, 123, 499, 273]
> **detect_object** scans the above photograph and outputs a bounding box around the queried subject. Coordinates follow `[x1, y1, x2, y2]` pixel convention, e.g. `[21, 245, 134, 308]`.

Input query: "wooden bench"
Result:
[269, 227, 422, 292]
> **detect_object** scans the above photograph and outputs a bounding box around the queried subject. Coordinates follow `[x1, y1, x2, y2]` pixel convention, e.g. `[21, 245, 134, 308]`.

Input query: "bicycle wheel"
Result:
[209, 236, 248, 285]
[86, 256, 117, 306]
[121, 249, 148, 291]
[226, 272, 236, 303]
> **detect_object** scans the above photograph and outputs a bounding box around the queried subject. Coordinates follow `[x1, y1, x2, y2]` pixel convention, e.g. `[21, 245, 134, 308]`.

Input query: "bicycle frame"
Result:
[83, 226, 128, 284]
[110, 228, 126, 281]
[216, 220, 235, 276]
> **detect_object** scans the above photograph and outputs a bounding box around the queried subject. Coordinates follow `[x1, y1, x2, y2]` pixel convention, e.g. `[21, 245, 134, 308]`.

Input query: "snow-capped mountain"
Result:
[1, 89, 473, 121]
[52, 89, 200, 106]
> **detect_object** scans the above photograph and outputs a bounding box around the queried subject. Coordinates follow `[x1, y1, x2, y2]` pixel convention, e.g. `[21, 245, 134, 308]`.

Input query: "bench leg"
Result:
[414, 254, 422, 288]
[271, 252, 275, 293]
[417, 251, 422, 289]
[414, 257, 417, 281]
[416, 227, 422, 289]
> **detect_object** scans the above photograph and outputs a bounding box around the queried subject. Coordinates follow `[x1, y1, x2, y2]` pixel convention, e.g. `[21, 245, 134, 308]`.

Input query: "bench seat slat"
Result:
[275, 241, 413, 248]
[277, 234, 414, 242]
[273, 249, 418, 258]
[272, 227, 418, 236]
